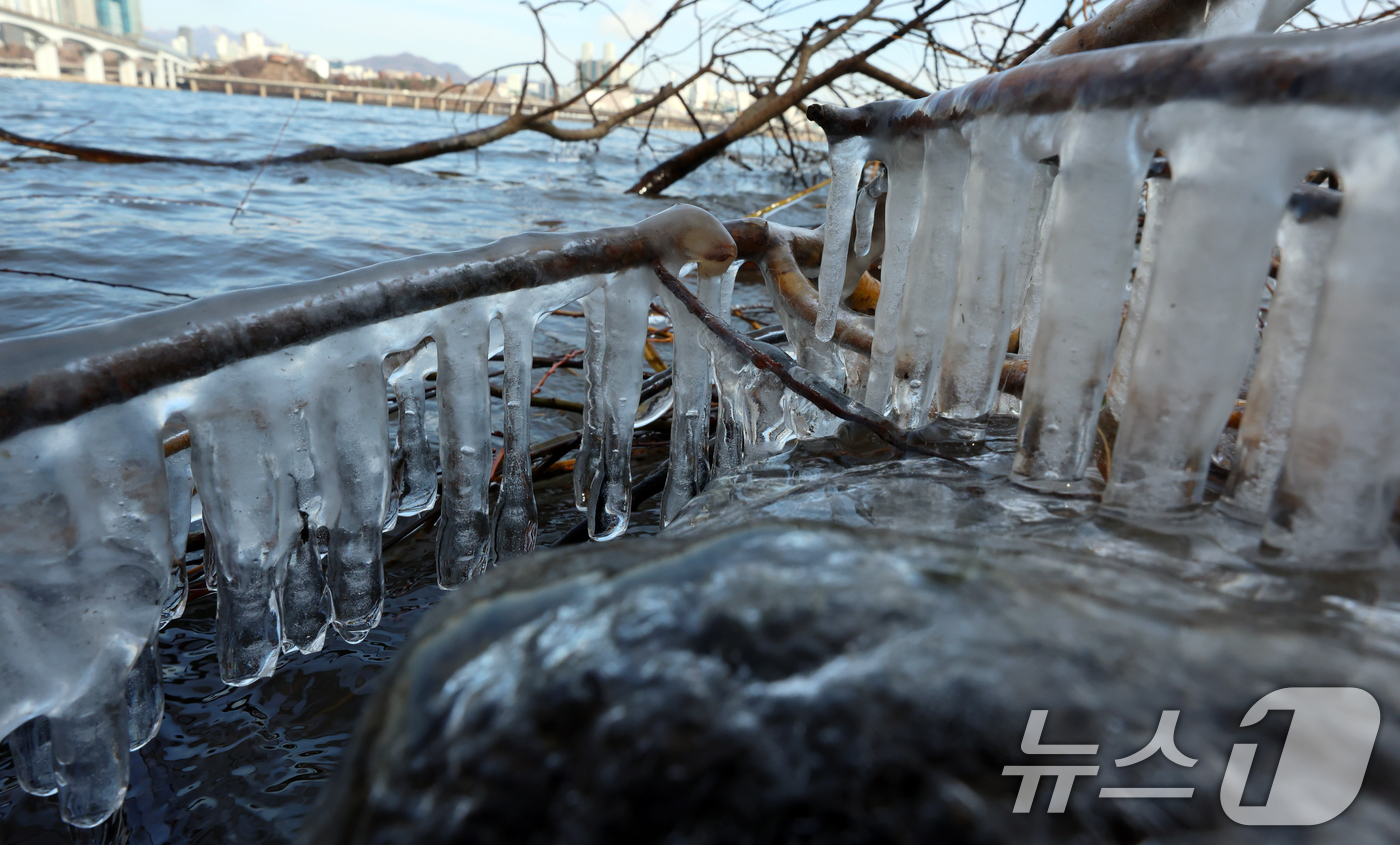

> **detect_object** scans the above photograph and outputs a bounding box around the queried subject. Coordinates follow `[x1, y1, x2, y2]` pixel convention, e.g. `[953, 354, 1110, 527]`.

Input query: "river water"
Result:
[0, 77, 825, 843]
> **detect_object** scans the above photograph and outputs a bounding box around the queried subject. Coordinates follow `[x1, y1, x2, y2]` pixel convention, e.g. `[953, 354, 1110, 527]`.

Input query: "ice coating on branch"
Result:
[814, 138, 868, 342]
[801, 20, 1400, 562]
[0, 202, 736, 826]
[1221, 186, 1339, 521]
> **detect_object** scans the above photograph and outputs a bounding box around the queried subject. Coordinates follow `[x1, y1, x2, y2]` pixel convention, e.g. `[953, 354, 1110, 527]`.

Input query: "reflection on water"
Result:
[0, 77, 810, 842]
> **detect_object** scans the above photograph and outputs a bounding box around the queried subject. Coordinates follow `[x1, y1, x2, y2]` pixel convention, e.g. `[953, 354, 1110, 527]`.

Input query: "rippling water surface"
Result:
[0, 77, 822, 843]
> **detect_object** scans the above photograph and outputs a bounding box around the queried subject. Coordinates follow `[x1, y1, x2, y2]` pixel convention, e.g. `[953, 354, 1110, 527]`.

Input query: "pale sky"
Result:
[141, 0, 695, 73]
[141, 0, 1077, 86]
[141, 0, 1351, 89]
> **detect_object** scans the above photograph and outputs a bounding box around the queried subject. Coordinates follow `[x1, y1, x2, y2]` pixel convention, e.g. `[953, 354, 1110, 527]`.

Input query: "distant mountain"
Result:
[147, 26, 263, 60]
[352, 53, 469, 82]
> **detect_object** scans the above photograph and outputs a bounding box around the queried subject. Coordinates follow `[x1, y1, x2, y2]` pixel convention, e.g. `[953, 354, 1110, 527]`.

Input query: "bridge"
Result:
[0, 6, 192, 87]
[178, 72, 750, 136]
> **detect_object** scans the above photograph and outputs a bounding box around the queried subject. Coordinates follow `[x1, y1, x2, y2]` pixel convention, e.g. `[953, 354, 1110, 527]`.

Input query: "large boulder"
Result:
[301, 456, 1400, 844]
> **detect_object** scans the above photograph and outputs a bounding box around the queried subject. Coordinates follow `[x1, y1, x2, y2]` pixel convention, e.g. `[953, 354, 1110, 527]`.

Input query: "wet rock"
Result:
[303, 510, 1400, 844]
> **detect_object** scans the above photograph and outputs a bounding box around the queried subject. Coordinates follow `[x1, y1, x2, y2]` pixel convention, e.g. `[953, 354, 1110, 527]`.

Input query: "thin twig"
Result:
[0, 267, 196, 300]
[652, 260, 931, 456]
[231, 102, 299, 225]
[532, 348, 581, 394]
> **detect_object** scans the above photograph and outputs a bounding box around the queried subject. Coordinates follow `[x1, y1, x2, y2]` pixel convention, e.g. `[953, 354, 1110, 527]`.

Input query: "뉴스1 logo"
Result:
[1002, 687, 1381, 825]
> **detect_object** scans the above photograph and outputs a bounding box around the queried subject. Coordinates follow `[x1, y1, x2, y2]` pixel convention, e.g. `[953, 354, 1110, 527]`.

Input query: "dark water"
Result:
[0, 77, 819, 842]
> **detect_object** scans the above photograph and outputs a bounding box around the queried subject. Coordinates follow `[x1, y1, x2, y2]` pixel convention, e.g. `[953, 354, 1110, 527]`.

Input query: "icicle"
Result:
[490, 310, 539, 560]
[280, 509, 331, 655]
[659, 272, 713, 526]
[1260, 137, 1400, 565]
[813, 138, 868, 342]
[852, 165, 888, 256]
[1104, 166, 1171, 422]
[1012, 160, 1061, 359]
[434, 303, 492, 587]
[0, 401, 173, 826]
[932, 116, 1054, 451]
[305, 348, 392, 643]
[1221, 186, 1340, 521]
[51, 666, 129, 828]
[1013, 111, 1151, 489]
[188, 382, 300, 684]
[124, 634, 162, 751]
[8, 717, 58, 796]
[387, 341, 439, 518]
[699, 265, 745, 476]
[1104, 104, 1308, 511]
[272, 402, 331, 655]
[573, 285, 608, 512]
[863, 145, 923, 413]
[160, 447, 192, 626]
[841, 346, 870, 399]
[588, 269, 653, 540]
[764, 254, 845, 440]
[889, 128, 970, 427]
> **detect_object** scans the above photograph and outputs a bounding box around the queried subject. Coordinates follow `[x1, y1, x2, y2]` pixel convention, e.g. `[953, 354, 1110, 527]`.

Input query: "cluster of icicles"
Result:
[809, 19, 1400, 566]
[0, 205, 775, 827]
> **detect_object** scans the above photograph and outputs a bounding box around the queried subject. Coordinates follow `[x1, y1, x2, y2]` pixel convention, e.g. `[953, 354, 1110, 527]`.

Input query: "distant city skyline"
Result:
[140, 0, 643, 79]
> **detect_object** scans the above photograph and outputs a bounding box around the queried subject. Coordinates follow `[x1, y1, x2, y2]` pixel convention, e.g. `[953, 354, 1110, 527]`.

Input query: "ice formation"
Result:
[3, 10, 1399, 830]
[806, 20, 1400, 563]
[0, 205, 735, 826]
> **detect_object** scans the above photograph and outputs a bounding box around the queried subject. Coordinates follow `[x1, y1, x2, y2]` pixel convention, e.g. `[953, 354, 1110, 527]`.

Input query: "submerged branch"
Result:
[652, 260, 920, 455]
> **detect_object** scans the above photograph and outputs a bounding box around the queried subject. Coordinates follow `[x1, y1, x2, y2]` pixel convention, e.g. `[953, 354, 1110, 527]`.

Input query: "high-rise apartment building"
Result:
[2, 0, 142, 37]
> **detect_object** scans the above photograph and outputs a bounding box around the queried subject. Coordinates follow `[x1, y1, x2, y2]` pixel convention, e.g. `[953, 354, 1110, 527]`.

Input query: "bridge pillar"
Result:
[356, 91, 363, 105]
[155, 59, 167, 89]
[293, 87, 300, 100]
[118, 58, 137, 86]
[83, 50, 104, 83]
[141, 69, 152, 86]
[34, 40, 60, 79]
[413, 96, 420, 109]
[325, 90, 333, 103]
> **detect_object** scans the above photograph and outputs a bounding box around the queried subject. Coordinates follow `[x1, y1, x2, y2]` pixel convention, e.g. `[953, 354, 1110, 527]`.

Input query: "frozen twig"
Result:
[231, 101, 299, 225]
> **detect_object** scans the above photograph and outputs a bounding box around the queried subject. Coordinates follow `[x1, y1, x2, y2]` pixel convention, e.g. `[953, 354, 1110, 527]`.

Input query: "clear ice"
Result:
[3, 12, 1400, 829]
